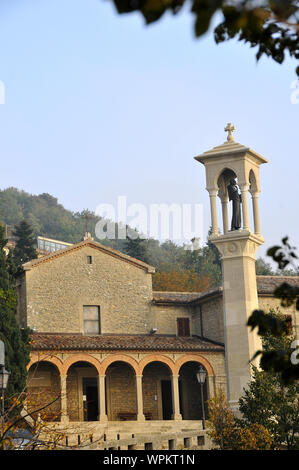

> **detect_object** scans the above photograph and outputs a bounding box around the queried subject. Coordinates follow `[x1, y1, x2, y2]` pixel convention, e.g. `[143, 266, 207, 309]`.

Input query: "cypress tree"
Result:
[13, 220, 37, 268]
[124, 227, 148, 263]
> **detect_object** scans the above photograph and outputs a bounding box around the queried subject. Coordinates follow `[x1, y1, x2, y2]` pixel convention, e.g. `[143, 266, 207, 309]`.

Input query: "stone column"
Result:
[240, 185, 250, 230]
[60, 374, 69, 423]
[207, 375, 216, 399]
[251, 192, 261, 235]
[209, 190, 218, 236]
[221, 197, 229, 234]
[171, 375, 182, 420]
[136, 375, 145, 422]
[98, 375, 108, 422]
[211, 231, 264, 413]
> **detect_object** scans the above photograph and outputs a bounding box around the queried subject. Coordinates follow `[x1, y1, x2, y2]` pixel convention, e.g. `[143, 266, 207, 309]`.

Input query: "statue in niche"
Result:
[227, 179, 242, 231]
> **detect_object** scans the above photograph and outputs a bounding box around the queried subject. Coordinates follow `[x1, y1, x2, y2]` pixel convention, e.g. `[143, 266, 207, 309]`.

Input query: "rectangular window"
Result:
[177, 318, 190, 337]
[83, 306, 100, 334]
[87, 256, 92, 264]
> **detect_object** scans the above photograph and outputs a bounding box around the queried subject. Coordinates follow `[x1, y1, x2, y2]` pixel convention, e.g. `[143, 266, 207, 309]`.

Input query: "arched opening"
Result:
[142, 361, 173, 420]
[217, 168, 239, 234]
[66, 361, 99, 422]
[27, 361, 61, 422]
[105, 361, 137, 421]
[178, 362, 208, 420]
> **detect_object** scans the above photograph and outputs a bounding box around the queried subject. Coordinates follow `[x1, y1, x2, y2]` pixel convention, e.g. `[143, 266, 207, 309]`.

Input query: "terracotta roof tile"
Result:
[256, 275, 299, 294]
[30, 333, 224, 352]
[152, 276, 299, 304]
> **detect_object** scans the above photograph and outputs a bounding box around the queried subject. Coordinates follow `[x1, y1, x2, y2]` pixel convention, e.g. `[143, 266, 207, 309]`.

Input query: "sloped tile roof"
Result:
[152, 276, 299, 304]
[30, 333, 224, 352]
[152, 292, 208, 304]
[256, 276, 299, 294]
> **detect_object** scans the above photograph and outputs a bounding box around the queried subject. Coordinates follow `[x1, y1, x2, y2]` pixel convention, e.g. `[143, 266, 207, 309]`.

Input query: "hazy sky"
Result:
[0, 0, 298, 260]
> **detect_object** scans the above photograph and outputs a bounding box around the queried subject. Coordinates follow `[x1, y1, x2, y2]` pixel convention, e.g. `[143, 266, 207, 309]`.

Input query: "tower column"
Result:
[221, 197, 229, 234]
[208, 189, 219, 236]
[240, 184, 250, 231]
[212, 231, 264, 412]
[194, 123, 268, 414]
[251, 192, 261, 235]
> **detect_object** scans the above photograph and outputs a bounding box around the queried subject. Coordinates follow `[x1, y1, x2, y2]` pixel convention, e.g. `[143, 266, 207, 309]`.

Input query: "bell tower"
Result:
[195, 124, 268, 411]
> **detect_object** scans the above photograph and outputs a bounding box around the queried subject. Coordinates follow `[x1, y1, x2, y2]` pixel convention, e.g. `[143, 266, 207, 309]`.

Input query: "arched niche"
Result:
[178, 361, 208, 420]
[27, 361, 61, 422]
[142, 361, 173, 420]
[105, 361, 137, 421]
[66, 361, 99, 422]
[217, 168, 238, 234]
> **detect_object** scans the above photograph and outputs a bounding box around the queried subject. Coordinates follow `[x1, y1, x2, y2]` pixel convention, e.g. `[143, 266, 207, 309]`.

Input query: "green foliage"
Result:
[124, 227, 149, 263]
[0, 187, 223, 286]
[110, 0, 299, 76]
[0, 225, 30, 402]
[13, 220, 38, 268]
[239, 312, 299, 449]
[247, 237, 299, 384]
[207, 388, 272, 450]
[255, 257, 274, 275]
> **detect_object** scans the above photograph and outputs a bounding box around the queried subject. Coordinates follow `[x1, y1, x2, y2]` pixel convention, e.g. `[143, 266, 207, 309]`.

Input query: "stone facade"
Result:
[17, 235, 299, 450]
[19, 241, 154, 334]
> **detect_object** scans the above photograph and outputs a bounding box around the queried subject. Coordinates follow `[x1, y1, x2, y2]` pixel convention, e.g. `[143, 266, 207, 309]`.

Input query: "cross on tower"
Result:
[224, 123, 236, 142]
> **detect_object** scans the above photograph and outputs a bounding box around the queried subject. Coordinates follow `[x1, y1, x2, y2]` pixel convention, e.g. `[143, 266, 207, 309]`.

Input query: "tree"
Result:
[110, 0, 299, 76]
[124, 227, 149, 263]
[12, 220, 37, 268]
[240, 309, 299, 449]
[207, 388, 272, 450]
[152, 269, 210, 291]
[206, 388, 236, 449]
[0, 225, 31, 402]
[247, 237, 299, 384]
[1, 359, 104, 450]
[255, 257, 275, 275]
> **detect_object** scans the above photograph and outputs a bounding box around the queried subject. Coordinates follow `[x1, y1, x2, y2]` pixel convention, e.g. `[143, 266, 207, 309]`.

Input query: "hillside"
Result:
[0, 187, 221, 288]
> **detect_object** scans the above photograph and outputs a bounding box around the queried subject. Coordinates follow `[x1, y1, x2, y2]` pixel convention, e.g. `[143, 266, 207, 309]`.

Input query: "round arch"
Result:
[249, 168, 259, 193]
[214, 166, 239, 190]
[27, 356, 64, 375]
[174, 354, 215, 376]
[62, 353, 101, 375]
[100, 354, 139, 375]
[139, 354, 175, 375]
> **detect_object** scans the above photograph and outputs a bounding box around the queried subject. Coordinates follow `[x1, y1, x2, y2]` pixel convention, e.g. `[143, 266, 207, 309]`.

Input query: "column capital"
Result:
[239, 183, 249, 191]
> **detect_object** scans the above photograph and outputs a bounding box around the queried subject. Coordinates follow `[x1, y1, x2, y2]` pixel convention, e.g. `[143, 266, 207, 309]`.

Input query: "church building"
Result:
[16, 125, 299, 449]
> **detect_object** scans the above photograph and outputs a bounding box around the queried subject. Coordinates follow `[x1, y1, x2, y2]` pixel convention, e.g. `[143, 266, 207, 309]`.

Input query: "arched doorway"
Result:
[27, 361, 61, 422]
[178, 362, 208, 420]
[142, 361, 173, 420]
[66, 361, 99, 422]
[105, 361, 137, 421]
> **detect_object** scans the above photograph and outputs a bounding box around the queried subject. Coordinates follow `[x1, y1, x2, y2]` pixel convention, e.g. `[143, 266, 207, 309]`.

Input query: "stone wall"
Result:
[192, 296, 224, 343]
[27, 362, 61, 421]
[151, 304, 193, 336]
[22, 245, 153, 334]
